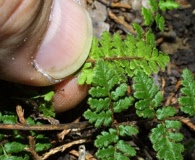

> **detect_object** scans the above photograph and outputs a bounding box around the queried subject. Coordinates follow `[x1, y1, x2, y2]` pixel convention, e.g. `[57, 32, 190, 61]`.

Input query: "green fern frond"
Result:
[84, 60, 134, 127]
[149, 0, 158, 12]
[156, 106, 177, 120]
[78, 32, 170, 85]
[95, 128, 118, 148]
[3, 142, 27, 154]
[179, 69, 195, 116]
[133, 23, 143, 39]
[150, 120, 184, 160]
[78, 1, 180, 159]
[159, 0, 180, 12]
[1, 114, 17, 124]
[155, 13, 165, 32]
[142, 7, 154, 26]
[133, 71, 163, 118]
[140, 0, 179, 31]
[78, 62, 93, 85]
[84, 110, 112, 128]
[145, 30, 155, 47]
[118, 125, 139, 137]
[95, 127, 138, 159]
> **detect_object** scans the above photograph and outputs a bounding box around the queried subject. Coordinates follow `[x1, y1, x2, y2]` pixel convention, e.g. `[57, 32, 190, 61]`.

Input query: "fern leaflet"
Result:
[179, 69, 195, 116]
[133, 71, 163, 118]
[95, 126, 138, 160]
[150, 120, 184, 160]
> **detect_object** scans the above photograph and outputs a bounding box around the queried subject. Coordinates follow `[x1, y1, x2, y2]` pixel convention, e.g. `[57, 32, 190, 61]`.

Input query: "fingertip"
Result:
[35, 0, 93, 80]
[52, 77, 89, 113]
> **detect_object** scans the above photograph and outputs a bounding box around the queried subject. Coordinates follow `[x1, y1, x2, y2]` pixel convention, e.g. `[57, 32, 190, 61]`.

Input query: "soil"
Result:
[0, 0, 195, 160]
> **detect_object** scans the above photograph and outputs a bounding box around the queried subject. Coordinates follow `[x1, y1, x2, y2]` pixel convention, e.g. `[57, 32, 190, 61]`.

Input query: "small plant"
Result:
[0, 0, 194, 159]
[0, 91, 54, 159]
[78, 0, 192, 159]
[0, 113, 52, 160]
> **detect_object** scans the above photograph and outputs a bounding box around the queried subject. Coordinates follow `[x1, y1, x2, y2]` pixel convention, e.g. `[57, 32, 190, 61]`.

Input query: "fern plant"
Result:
[1, 0, 193, 159]
[0, 91, 54, 159]
[0, 113, 51, 160]
[77, 0, 190, 159]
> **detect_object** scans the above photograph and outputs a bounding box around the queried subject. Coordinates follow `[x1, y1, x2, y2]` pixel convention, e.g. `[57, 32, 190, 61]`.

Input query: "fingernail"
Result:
[35, 0, 92, 80]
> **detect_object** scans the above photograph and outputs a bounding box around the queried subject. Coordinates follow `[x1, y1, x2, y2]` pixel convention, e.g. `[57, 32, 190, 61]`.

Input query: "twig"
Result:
[0, 121, 91, 131]
[16, 105, 26, 124]
[108, 10, 135, 34]
[25, 136, 42, 160]
[96, 0, 131, 9]
[41, 139, 89, 160]
[179, 117, 195, 131]
[57, 129, 71, 140]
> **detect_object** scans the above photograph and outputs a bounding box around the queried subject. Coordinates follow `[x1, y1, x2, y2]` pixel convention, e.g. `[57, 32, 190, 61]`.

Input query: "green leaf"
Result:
[4, 142, 26, 154]
[156, 106, 177, 120]
[155, 13, 165, 31]
[116, 140, 136, 157]
[164, 120, 182, 129]
[35, 143, 51, 152]
[84, 110, 112, 128]
[99, 32, 113, 57]
[179, 69, 195, 116]
[150, 124, 166, 146]
[26, 117, 36, 125]
[38, 102, 55, 117]
[0, 155, 27, 160]
[145, 30, 155, 47]
[43, 91, 54, 102]
[159, 0, 180, 12]
[113, 97, 134, 113]
[133, 23, 143, 39]
[150, 122, 184, 160]
[114, 152, 129, 160]
[142, 7, 154, 26]
[133, 71, 163, 118]
[89, 86, 109, 98]
[167, 132, 184, 142]
[112, 33, 123, 55]
[95, 128, 118, 148]
[152, 49, 170, 71]
[35, 134, 51, 152]
[78, 62, 93, 85]
[92, 60, 120, 89]
[111, 83, 128, 101]
[118, 125, 139, 137]
[149, 0, 158, 12]
[0, 112, 2, 122]
[2, 115, 17, 124]
[88, 98, 110, 112]
[96, 146, 115, 159]
[157, 142, 184, 160]
[90, 37, 102, 59]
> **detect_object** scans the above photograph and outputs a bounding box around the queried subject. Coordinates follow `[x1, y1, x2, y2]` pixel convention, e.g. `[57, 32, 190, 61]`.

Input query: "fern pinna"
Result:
[78, 31, 169, 85]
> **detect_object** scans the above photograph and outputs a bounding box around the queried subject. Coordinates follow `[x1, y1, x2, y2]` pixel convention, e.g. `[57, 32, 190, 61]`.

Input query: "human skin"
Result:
[0, 0, 93, 112]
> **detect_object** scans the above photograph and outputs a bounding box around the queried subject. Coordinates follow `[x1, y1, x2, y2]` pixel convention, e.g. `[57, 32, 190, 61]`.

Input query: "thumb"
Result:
[0, 0, 92, 86]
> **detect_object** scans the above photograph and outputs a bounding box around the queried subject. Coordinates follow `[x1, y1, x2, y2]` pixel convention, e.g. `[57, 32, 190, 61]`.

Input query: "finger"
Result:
[0, 0, 92, 86]
[52, 76, 89, 112]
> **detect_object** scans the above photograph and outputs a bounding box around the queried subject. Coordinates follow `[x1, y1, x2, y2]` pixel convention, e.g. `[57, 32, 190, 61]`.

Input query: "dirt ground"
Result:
[0, 0, 195, 159]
